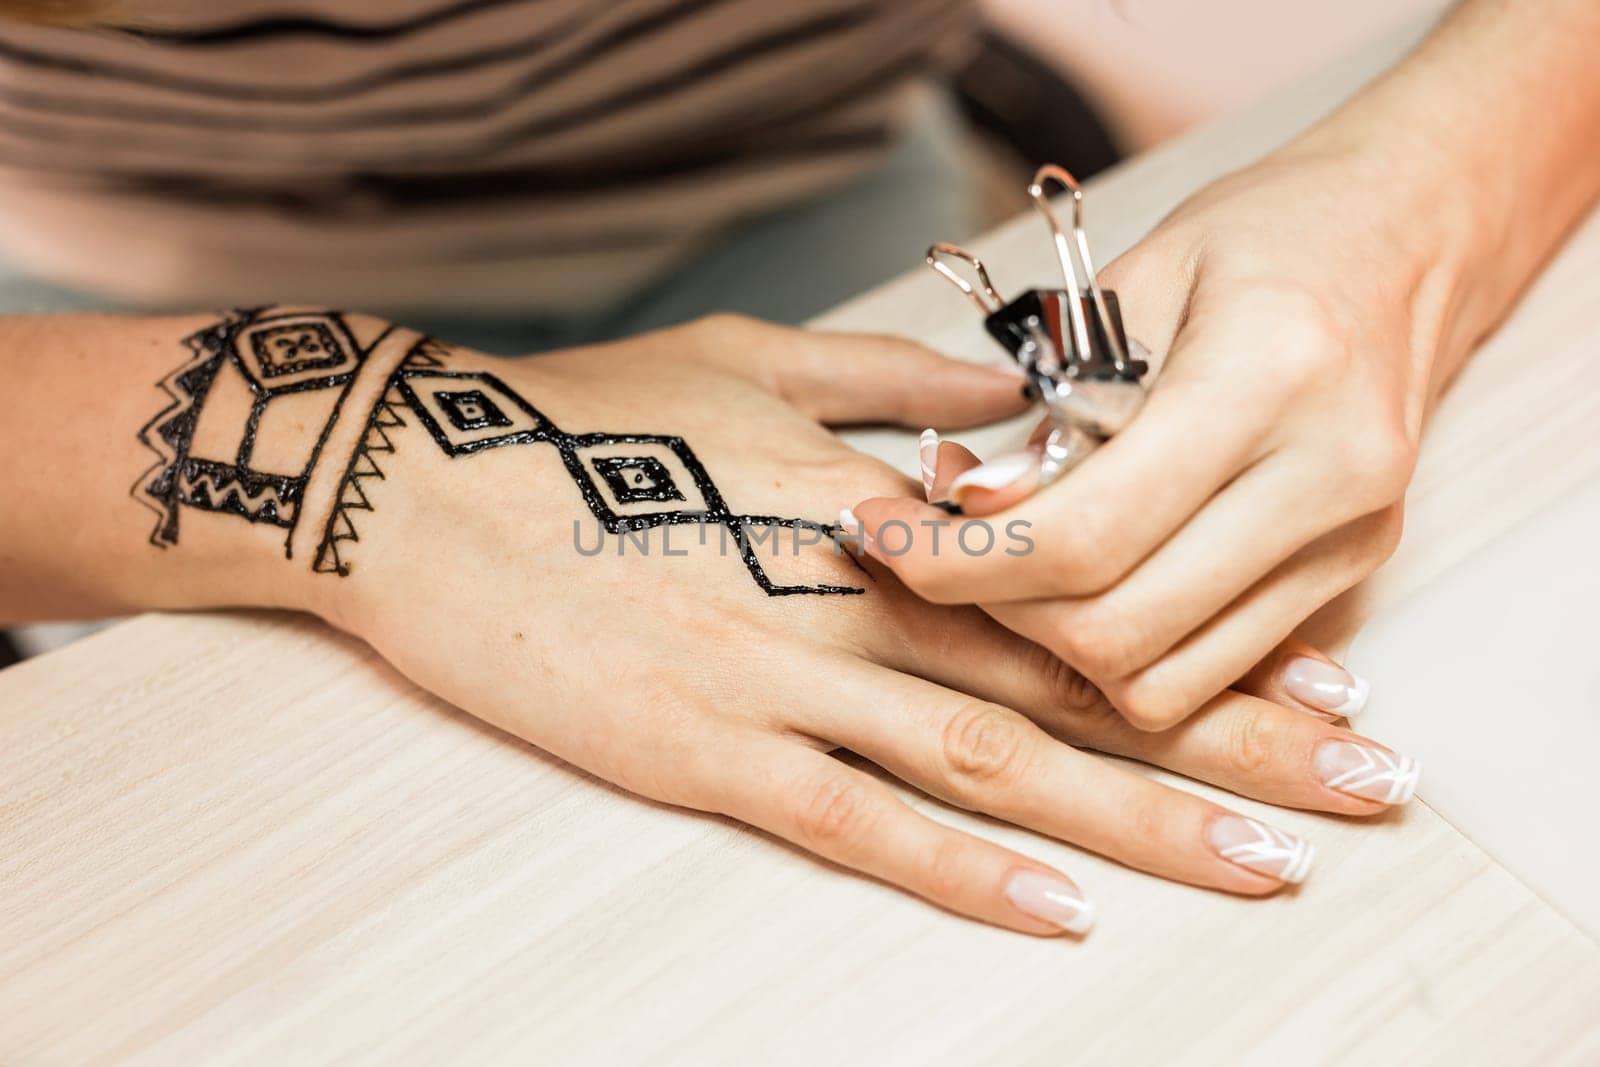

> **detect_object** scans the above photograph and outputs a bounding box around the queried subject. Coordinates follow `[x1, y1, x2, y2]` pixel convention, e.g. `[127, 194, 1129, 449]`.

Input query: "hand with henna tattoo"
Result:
[2, 309, 1421, 935]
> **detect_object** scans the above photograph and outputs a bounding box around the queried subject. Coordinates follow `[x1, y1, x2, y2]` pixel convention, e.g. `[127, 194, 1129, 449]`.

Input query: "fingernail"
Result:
[836, 507, 874, 555]
[1315, 740, 1421, 805]
[1004, 869, 1096, 934]
[949, 450, 1035, 500]
[1207, 815, 1315, 884]
[1283, 656, 1370, 719]
[919, 428, 939, 500]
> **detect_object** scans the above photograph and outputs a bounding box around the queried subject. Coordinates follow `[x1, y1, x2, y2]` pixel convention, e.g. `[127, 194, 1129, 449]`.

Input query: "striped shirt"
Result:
[0, 0, 974, 313]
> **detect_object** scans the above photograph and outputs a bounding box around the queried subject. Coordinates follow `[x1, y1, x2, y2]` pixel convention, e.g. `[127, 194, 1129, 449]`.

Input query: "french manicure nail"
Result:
[836, 507, 874, 554]
[949, 450, 1035, 498]
[919, 428, 940, 500]
[1283, 656, 1370, 719]
[1208, 815, 1315, 884]
[1315, 740, 1421, 805]
[1004, 869, 1096, 934]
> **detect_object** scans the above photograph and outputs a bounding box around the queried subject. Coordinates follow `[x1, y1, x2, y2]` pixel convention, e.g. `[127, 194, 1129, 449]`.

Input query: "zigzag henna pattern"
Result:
[132, 307, 371, 552]
[134, 308, 862, 597]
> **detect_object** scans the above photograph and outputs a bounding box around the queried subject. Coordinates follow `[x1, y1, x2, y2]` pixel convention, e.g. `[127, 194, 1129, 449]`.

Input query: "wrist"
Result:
[117, 310, 464, 629]
[1268, 125, 1497, 392]
[1271, 0, 1600, 388]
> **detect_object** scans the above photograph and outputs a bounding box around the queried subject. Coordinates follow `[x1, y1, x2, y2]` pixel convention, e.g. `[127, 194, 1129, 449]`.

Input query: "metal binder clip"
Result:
[925, 164, 1151, 485]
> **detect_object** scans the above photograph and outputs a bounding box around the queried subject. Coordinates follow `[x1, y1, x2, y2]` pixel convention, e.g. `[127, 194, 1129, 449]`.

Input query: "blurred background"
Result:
[984, 0, 1446, 152]
[957, 0, 1449, 220]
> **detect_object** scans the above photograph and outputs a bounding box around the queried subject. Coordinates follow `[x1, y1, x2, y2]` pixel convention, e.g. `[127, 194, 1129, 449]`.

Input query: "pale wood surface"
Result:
[5, 19, 1600, 1067]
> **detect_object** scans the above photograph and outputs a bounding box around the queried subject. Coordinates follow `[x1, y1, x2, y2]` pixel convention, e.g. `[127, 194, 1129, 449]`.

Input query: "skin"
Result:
[1, 312, 1410, 936]
[851, 0, 1600, 730]
[7, 0, 1591, 934]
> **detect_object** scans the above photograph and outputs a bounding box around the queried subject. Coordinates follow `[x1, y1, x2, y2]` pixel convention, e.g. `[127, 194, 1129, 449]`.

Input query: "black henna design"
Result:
[590, 456, 685, 504]
[132, 308, 372, 550]
[135, 308, 862, 597]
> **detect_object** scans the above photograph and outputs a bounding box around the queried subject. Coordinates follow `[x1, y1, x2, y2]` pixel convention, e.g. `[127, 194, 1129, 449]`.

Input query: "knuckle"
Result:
[794, 774, 874, 853]
[1064, 601, 1159, 680]
[1042, 648, 1106, 713]
[1038, 618, 1093, 679]
[1029, 643, 1119, 746]
[1324, 425, 1415, 519]
[1115, 672, 1198, 731]
[939, 701, 1030, 795]
[1052, 689, 1122, 750]
[1223, 709, 1277, 779]
[1258, 296, 1351, 395]
[922, 835, 980, 903]
[1356, 427, 1418, 502]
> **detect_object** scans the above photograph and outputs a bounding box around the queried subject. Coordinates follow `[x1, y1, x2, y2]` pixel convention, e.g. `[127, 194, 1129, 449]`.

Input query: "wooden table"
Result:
[5, 17, 1599, 1066]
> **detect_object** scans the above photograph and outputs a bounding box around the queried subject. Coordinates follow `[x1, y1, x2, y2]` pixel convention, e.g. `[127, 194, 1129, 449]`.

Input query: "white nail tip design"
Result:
[1331, 674, 1371, 717]
[1282, 656, 1369, 718]
[949, 451, 1034, 494]
[1317, 741, 1421, 805]
[837, 507, 861, 534]
[1004, 870, 1096, 934]
[1056, 895, 1096, 935]
[919, 428, 939, 499]
[1211, 817, 1315, 885]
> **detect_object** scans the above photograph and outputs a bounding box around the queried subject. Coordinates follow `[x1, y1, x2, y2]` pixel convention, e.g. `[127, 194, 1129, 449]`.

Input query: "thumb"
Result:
[923, 433, 1043, 514]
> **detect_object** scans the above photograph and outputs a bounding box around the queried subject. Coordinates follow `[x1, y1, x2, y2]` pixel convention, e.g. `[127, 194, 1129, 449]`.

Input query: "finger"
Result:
[1006, 457, 1376, 686]
[1097, 243, 1198, 366]
[947, 446, 1043, 513]
[1090, 687, 1420, 810]
[856, 304, 1291, 602]
[920, 433, 1044, 512]
[1106, 507, 1404, 729]
[1237, 638, 1371, 722]
[1071, 690, 1420, 814]
[846, 495, 1043, 604]
[870, 605, 1413, 816]
[790, 330, 1029, 428]
[682, 315, 1029, 429]
[712, 735, 1096, 936]
[918, 428, 942, 500]
[921, 431, 977, 503]
[796, 660, 1315, 893]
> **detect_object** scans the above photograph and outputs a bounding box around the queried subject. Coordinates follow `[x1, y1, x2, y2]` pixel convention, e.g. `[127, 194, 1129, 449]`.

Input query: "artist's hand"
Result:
[849, 143, 1469, 729]
[324, 315, 1420, 936]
